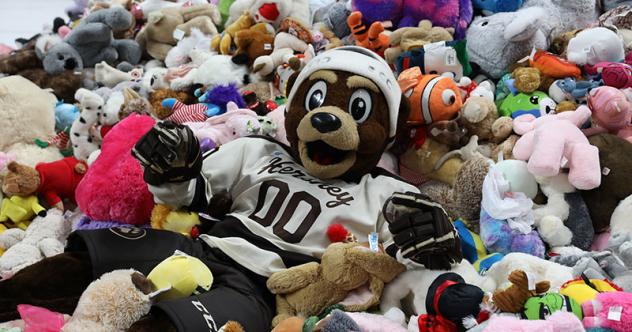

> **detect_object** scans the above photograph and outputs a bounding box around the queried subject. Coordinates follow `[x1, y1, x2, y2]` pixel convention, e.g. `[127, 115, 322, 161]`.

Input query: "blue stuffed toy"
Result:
[54, 100, 80, 132]
[473, 0, 523, 15]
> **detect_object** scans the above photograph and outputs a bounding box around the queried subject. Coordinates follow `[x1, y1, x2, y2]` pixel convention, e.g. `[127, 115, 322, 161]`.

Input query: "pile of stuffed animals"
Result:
[1, 0, 632, 331]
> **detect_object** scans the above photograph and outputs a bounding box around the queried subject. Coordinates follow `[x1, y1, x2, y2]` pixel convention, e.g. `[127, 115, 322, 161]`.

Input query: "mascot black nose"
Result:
[64, 58, 77, 70]
[311, 112, 341, 133]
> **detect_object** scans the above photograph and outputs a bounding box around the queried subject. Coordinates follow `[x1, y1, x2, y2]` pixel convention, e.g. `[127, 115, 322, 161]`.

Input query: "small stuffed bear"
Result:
[266, 242, 406, 327]
[2, 158, 87, 211]
[492, 270, 550, 313]
[62, 269, 153, 332]
[136, 4, 222, 61]
[385, 20, 455, 65]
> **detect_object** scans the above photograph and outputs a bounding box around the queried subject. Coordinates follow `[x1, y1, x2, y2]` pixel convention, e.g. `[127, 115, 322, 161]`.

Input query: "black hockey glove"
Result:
[384, 192, 462, 270]
[132, 121, 202, 186]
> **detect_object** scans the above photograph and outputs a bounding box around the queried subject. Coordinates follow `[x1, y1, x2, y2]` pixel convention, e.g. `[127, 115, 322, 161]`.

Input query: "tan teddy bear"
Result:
[385, 20, 455, 64]
[136, 4, 222, 61]
[266, 242, 406, 327]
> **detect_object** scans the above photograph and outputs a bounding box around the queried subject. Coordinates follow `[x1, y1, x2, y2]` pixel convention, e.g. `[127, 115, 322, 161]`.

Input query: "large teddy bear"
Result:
[42, 6, 142, 75]
[466, 0, 599, 78]
[135, 4, 222, 61]
[512, 105, 601, 190]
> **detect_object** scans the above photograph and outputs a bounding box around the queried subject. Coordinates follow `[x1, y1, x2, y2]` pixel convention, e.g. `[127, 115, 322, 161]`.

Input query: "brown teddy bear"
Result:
[136, 4, 222, 61]
[385, 20, 455, 64]
[460, 96, 513, 145]
[492, 270, 550, 313]
[231, 25, 275, 68]
[266, 242, 406, 327]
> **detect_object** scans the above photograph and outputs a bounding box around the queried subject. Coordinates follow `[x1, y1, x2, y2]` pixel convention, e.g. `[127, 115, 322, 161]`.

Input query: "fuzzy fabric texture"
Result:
[466, 0, 599, 78]
[0, 76, 57, 152]
[170, 54, 255, 90]
[480, 311, 585, 332]
[0, 209, 71, 279]
[479, 208, 546, 258]
[583, 291, 632, 331]
[203, 84, 246, 112]
[75, 114, 155, 225]
[62, 269, 152, 332]
[481, 252, 573, 292]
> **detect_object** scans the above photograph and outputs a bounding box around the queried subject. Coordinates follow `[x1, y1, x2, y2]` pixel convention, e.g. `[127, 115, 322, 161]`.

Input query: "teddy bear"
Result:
[2, 157, 87, 211]
[0, 209, 71, 279]
[491, 270, 551, 313]
[459, 83, 514, 146]
[580, 134, 632, 233]
[252, 18, 313, 76]
[583, 87, 632, 143]
[42, 6, 142, 75]
[266, 241, 406, 327]
[231, 26, 275, 68]
[211, 12, 256, 55]
[384, 20, 455, 65]
[61, 269, 153, 332]
[75, 115, 155, 226]
[135, 4, 222, 61]
[512, 105, 601, 190]
[466, 0, 599, 78]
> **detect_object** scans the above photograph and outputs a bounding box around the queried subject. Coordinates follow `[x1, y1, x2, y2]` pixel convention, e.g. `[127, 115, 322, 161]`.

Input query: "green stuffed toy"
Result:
[522, 293, 583, 321]
[499, 91, 556, 119]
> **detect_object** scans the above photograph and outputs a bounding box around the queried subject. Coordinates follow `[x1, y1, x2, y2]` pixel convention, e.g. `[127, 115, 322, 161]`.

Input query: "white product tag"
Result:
[424, 41, 445, 51]
[74, 71, 82, 75]
[173, 29, 185, 41]
[602, 167, 611, 176]
[264, 43, 272, 50]
[430, 127, 442, 137]
[368, 232, 379, 252]
[526, 272, 536, 291]
[445, 49, 457, 66]
[382, 20, 393, 29]
[608, 306, 622, 321]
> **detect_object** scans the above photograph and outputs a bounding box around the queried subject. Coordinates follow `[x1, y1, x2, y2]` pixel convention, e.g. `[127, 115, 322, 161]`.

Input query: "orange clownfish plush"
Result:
[398, 67, 463, 125]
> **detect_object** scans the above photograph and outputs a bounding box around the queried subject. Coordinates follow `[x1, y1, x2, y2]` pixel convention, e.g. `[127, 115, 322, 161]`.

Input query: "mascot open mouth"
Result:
[305, 140, 353, 166]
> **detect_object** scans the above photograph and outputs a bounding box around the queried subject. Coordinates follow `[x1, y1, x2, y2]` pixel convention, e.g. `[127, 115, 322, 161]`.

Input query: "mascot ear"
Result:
[389, 94, 412, 156]
[285, 71, 301, 102]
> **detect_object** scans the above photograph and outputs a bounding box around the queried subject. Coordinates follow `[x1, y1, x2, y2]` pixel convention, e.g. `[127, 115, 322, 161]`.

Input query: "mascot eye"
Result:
[305, 80, 327, 111]
[57, 54, 64, 60]
[349, 89, 372, 123]
[530, 95, 540, 105]
[442, 90, 457, 106]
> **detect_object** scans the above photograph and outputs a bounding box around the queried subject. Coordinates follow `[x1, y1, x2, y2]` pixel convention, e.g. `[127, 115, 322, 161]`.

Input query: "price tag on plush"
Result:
[608, 306, 622, 321]
[173, 29, 185, 41]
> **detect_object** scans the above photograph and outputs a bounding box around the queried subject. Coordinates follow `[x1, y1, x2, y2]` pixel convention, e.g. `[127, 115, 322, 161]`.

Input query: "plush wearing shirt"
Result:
[35, 157, 86, 206]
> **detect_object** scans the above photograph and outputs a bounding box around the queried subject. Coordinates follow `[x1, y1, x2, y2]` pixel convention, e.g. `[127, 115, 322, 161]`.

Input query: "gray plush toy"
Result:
[466, 0, 599, 78]
[43, 6, 141, 75]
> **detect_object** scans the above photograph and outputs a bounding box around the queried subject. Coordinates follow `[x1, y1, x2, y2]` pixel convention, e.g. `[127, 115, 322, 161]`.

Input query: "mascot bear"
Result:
[0, 47, 461, 331]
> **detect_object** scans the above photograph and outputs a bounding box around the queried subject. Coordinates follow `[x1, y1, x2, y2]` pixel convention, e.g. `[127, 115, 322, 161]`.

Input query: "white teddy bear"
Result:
[0, 208, 71, 279]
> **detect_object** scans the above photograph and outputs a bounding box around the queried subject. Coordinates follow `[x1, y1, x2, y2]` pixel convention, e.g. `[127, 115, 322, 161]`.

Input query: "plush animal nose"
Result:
[64, 58, 77, 70]
[311, 112, 341, 133]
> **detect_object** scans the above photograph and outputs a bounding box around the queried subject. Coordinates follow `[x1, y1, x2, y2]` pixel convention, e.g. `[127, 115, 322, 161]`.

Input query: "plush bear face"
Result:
[42, 43, 83, 75]
[285, 70, 394, 180]
[2, 162, 40, 197]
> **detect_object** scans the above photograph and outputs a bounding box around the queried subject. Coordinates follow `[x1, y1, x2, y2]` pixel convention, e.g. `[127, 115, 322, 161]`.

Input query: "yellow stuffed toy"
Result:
[0, 195, 46, 230]
[150, 204, 200, 237]
[211, 12, 256, 55]
[147, 251, 214, 301]
[560, 277, 621, 305]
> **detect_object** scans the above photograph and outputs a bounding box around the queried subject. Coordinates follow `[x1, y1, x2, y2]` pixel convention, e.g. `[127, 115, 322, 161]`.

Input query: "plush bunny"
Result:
[512, 106, 601, 190]
[184, 102, 266, 146]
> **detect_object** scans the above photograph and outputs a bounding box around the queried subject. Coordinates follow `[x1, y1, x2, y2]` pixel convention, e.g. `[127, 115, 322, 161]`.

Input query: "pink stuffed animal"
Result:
[585, 62, 632, 89]
[583, 86, 632, 143]
[185, 102, 261, 146]
[75, 114, 156, 225]
[583, 291, 632, 332]
[482, 311, 584, 332]
[513, 106, 601, 190]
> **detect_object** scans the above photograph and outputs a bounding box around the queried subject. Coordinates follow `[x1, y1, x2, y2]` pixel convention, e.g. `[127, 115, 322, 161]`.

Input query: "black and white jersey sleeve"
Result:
[148, 136, 420, 277]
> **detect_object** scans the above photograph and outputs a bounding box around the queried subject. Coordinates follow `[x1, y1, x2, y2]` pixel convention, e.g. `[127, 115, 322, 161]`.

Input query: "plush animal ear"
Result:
[504, 7, 544, 42]
[347, 246, 406, 282]
[284, 71, 301, 101]
[512, 114, 537, 135]
[7, 161, 20, 173]
[226, 101, 239, 112]
[131, 272, 152, 295]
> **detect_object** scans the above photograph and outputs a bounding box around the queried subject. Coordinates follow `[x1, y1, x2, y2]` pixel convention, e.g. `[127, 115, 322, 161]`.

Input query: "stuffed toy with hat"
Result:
[266, 242, 406, 327]
[2, 157, 87, 211]
[410, 272, 491, 332]
[491, 270, 551, 313]
[135, 4, 222, 61]
[580, 134, 632, 233]
[479, 158, 546, 258]
[41, 6, 142, 75]
[512, 105, 602, 190]
[0, 209, 71, 279]
[75, 114, 155, 225]
[583, 88, 632, 143]
[466, 0, 599, 78]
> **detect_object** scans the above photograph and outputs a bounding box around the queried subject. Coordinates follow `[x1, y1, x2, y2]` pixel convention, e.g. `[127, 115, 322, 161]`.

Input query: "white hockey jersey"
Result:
[149, 136, 420, 277]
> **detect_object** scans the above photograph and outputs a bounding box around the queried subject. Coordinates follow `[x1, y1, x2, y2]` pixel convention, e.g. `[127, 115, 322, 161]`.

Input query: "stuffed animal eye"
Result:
[530, 95, 540, 104]
[349, 89, 372, 123]
[57, 54, 64, 60]
[442, 90, 457, 106]
[305, 80, 327, 111]
[481, 20, 489, 27]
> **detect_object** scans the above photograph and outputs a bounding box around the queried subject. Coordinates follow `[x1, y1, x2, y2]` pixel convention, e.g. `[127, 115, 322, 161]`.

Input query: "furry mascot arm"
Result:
[266, 262, 320, 294]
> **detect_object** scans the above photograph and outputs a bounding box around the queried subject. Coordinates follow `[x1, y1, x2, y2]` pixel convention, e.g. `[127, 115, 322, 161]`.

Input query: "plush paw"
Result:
[537, 216, 572, 247]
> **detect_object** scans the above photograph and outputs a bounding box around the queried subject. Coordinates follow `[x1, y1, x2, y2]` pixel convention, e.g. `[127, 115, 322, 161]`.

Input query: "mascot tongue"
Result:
[313, 151, 335, 165]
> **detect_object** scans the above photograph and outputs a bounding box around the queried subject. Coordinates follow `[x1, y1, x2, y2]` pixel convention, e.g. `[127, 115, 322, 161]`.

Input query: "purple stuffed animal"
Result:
[353, 0, 473, 38]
